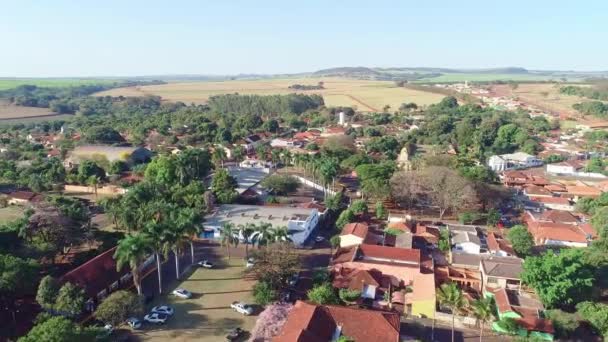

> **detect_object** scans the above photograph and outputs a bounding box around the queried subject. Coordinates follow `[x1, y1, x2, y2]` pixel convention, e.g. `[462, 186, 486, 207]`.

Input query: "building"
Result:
[524, 210, 594, 247]
[273, 300, 400, 342]
[565, 185, 602, 200]
[531, 196, 574, 211]
[486, 232, 515, 257]
[487, 152, 543, 172]
[65, 145, 151, 168]
[546, 160, 583, 175]
[227, 166, 270, 195]
[448, 225, 481, 255]
[203, 204, 322, 247]
[480, 256, 523, 291]
[339, 223, 369, 248]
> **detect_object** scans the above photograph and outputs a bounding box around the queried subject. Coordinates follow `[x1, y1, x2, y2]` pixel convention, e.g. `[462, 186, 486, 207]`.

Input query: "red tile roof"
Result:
[341, 222, 369, 239]
[566, 185, 602, 198]
[274, 301, 400, 342]
[358, 244, 420, 264]
[539, 210, 578, 224]
[532, 197, 571, 205]
[486, 232, 514, 255]
[527, 221, 590, 244]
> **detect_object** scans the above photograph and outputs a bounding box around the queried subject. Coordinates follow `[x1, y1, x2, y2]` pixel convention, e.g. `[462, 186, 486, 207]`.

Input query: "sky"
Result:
[1, 0, 607, 77]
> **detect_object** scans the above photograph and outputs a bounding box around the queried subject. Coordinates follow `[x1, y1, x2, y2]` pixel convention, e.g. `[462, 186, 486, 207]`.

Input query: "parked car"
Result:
[245, 258, 255, 268]
[151, 305, 174, 316]
[288, 273, 300, 287]
[197, 260, 214, 268]
[230, 301, 253, 315]
[226, 327, 244, 341]
[172, 288, 192, 299]
[144, 312, 168, 325]
[126, 317, 142, 329]
[315, 236, 325, 243]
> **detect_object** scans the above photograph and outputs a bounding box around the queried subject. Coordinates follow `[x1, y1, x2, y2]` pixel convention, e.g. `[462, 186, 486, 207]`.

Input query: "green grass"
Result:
[0, 78, 115, 91]
[0, 206, 25, 223]
[416, 73, 577, 83]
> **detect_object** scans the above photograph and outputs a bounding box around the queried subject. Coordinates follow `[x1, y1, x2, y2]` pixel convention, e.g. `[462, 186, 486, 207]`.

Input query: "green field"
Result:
[417, 73, 580, 83]
[0, 78, 115, 91]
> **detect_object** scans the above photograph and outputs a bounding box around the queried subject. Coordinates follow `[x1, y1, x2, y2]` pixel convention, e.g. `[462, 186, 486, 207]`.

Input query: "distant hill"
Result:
[312, 67, 383, 77]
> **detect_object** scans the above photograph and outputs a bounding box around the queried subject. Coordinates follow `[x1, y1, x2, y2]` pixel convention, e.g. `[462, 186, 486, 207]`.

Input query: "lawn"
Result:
[0, 206, 25, 223]
[137, 257, 257, 342]
[95, 77, 445, 112]
[0, 78, 114, 91]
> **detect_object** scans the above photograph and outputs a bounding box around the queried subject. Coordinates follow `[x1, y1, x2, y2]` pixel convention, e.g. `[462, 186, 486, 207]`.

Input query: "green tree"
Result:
[495, 317, 520, 336]
[335, 209, 355, 230]
[485, 208, 501, 227]
[54, 282, 86, 317]
[350, 200, 368, 215]
[211, 169, 238, 204]
[436, 282, 467, 342]
[253, 281, 277, 305]
[114, 233, 152, 295]
[544, 309, 579, 339]
[220, 223, 237, 259]
[35, 275, 59, 310]
[375, 201, 386, 219]
[521, 249, 595, 309]
[507, 225, 534, 257]
[76, 160, 105, 184]
[471, 297, 495, 342]
[144, 155, 177, 185]
[339, 288, 361, 304]
[252, 222, 275, 248]
[307, 283, 339, 305]
[261, 175, 300, 195]
[18, 316, 103, 342]
[0, 254, 39, 325]
[576, 301, 608, 338]
[438, 229, 451, 253]
[94, 290, 143, 326]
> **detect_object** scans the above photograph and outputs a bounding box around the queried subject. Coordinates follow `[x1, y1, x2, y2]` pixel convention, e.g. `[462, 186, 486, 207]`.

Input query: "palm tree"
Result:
[220, 223, 237, 259]
[272, 226, 291, 243]
[471, 297, 495, 342]
[87, 176, 99, 198]
[176, 208, 202, 264]
[114, 233, 152, 295]
[436, 282, 467, 342]
[212, 148, 227, 169]
[251, 222, 274, 248]
[144, 221, 170, 294]
[238, 223, 255, 260]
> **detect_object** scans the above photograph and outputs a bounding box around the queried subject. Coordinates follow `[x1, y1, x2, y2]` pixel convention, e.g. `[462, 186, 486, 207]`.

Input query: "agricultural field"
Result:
[95, 77, 445, 112]
[0, 78, 114, 91]
[417, 73, 566, 83]
[493, 83, 588, 116]
[0, 100, 70, 123]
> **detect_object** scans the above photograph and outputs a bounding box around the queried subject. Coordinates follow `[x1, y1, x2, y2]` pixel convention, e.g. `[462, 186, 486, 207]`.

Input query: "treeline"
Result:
[207, 93, 324, 116]
[560, 85, 608, 101]
[288, 83, 324, 91]
[573, 101, 608, 119]
[0, 80, 165, 113]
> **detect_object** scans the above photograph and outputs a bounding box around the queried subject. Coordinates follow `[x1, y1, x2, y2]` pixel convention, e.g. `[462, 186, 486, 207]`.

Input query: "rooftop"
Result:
[204, 204, 316, 229]
[340, 222, 369, 239]
[481, 256, 523, 279]
[227, 166, 269, 195]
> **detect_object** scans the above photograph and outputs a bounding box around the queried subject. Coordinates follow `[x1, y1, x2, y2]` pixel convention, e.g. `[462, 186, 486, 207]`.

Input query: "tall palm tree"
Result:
[144, 221, 170, 294]
[251, 222, 274, 248]
[220, 223, 237, 259]
[176, 208, 202, 264]
[436, 282, 467, 342]
[165, 219, 190, 280]
[212, 148, 227, 169]
[272, 226, 291, 243]
[471, 297, 495, 342]
[114, 233, 152, 295]
[238, 223, 255, 260]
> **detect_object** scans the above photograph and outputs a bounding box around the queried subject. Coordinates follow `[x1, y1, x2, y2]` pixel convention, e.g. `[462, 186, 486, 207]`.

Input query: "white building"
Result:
[487, 152, 543, 172]
[449, 225, 481, 255]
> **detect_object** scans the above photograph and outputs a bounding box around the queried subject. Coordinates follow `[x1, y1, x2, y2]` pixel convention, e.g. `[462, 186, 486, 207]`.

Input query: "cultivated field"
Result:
[0, 78, 113, 91]
[96, 77, 445, 112]
[418, 73, 575, 83]
[0, 100, 71, 124]
[493, 83, 588, 116]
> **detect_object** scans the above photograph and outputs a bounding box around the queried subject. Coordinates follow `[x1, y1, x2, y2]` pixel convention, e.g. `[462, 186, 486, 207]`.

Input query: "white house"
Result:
[339, 223, 369, 248]
[448, 225, 481, 255]
[487, 152, 543, 172]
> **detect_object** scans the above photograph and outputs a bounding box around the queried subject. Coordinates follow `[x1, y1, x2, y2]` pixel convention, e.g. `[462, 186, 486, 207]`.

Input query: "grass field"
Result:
[496, 83, 587, 116]
[0, 206, 25, 223]
[0, 78, 114, 91]
[96, 77, 444, 112]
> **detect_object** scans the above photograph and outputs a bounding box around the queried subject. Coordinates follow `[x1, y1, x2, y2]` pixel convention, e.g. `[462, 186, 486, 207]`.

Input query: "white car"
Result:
[245, 258, 255, 268]
[231, 301, 254, 315]
[172, 288, 192, 299]
[126, 317, 142, 329]
[315, 236, 325, 243]
[144, 312, 168, 325]
[197, 260, 214, 268]
[151, 305, 174, 316]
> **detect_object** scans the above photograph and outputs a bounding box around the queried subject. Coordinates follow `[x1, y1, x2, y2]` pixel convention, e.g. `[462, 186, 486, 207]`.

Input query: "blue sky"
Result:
[1, 0, 607, 77]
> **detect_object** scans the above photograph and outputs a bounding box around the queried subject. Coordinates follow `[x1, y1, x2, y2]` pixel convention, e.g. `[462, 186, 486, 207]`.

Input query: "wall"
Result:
[293, 175, 337, 196]
[412, 299, 435, 319]
[340, 235, 364, 248]
[64, 184, 127, 195]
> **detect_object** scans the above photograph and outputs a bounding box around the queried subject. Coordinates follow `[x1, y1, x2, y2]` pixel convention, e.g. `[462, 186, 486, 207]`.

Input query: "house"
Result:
[565, 185, 602, 200]
[273, 300, 400, 342]
[320, 126, 346, 137]
[203, 204, 322, 247]
[270, 138, 304, 149]
[524, 210, 594, 247]
[546, 160, 583, 175]
[384, 223, 414, 249]
[65, 145, 151, 168]
[487, 288, 554, 341]
[486, 232, 515, 257]
[480, 256, 523, 291]
[501, 170, 549, 188]
[339, 223, 369, 248]
[227, 166, 270, 195]
[332, 268, 388, 300]
[523, 185, 553, 198]
[531, 196, 574, 211]
[448, 225, 481, 254]
[487, 152, 543, 172]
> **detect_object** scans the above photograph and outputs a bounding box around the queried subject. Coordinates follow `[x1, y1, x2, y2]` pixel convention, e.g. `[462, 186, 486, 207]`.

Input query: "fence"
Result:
[293, 175, 337, 196]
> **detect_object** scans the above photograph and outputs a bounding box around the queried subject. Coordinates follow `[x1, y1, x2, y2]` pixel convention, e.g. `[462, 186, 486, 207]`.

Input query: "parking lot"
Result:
[135, 256, 257, 342]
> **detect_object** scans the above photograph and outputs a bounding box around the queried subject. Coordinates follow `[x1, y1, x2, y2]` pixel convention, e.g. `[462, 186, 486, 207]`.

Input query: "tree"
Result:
[211, 169, 238, 204]
[94, 290, 143, 326]
[436, 282, 467, 342]
[144, 155, 177, 185]
[114, 233, 152, 295]
[339, 288, 361, 304]
[252, 222, 275, 248]
[375, 201, 386, 220]
[336, 336, 354, 342]
[521, 249, 595, 309]
[247, 243, 300, 290]
[438, 229, 451, 253]
[249, 302, 293, 342]
[507, 225, 534, 257]
[350, 200, 368, 215]
[220, 223, 237, 259]
[308, 282, 339, 305]
[272, 226, 291, 243]
[0, 254, 39, 324]
[576, 301, 608, 338]
[335, 209, 355, 230]
[261, 175, 300, 195]
[485, 208, 501, 227]
[544, 309, 579, 339]
[54, 282, 86, 317]
[36, 275, 58, 310]
[76, 160, 106, 185]
[471, 297, 495, 342]
[18, 316, 103, 342]
[420, 167, 477, 219]
[495, 317, 520, 336]
[253, 281, 277, 305]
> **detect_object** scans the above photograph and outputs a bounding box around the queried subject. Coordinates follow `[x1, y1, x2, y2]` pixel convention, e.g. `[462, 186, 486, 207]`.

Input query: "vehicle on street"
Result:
[197, 260, 214, 268]
[230, 301, 254, 315]
[245, 258, 255, 268]
[172, 288, 193, 299]
[315, 236, 325, 243]
[151, 305, 174, 316]
[226, 327, 244, 341]
[144, 312, 168, 325]
[288, 273, 299, 287]
[126, 317, 142, 329]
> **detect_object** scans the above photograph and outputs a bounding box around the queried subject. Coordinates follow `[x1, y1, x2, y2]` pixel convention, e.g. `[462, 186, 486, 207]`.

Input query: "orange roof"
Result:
[341, 223, 369, 239]
[412, 272, 435, 301]
[539, 210, 578, 224]
[387, 222, 409, 231]
[358, 244, 421, 264]
[527, 221, 590, 244]
[486, 232, 514, 255]
[532, 197, 571, 205]
[566, 185, 602, 197]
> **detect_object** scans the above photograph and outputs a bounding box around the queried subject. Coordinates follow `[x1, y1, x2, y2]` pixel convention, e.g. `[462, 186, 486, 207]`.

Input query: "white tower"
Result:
[338, 111, 346, 126]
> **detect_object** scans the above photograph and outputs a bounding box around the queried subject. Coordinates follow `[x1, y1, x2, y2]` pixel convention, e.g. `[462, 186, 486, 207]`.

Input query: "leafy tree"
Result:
[253, 281, 277, 305]
[211, 169, 238, 204]
[36, 275, 59, 310]
[495, 317, 520, 336]
[94, 290, 143, 326]
[261, 175, 300, 195]
[471, 297, 495, 342]
[83, 126, 124, 144]
[76, 160, 106, 184]
[375, 201, 387, 220]
[438, 229, 451, 253]
[307, 283, 339, 305]
[0, 254, 39, 324]
[339, 288, 361, 304]
[312, 268, 330, 285]
[507, 225, 534, 257]
[544, 309, 579, 339]
[114, 233, 152, 295]
[18, 316, 103, 342]
[576, 301, 608, 338]
[325, 192, 343, 212]
[485, 208, 501, 227]
[350, 200, 368, 215]
[144, 155, 177, 185]
[521, 249, 595, 309]
[335, 209, 355, 230]
[108, 160, 128, 175]
[437, 282, 466, 342]
[248, 243, 300, 290]
[54, 282, 86, 317]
